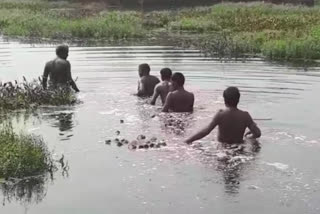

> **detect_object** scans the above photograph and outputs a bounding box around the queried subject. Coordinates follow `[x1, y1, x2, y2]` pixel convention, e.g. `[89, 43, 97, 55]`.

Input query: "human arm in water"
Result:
[162, 92, 174, 112]
[244, 113, 261, 139]
[184, 110, 221, 144]
[66, 61, 80, 92]
[150, 85, 160, 105]
[42, 62, 50, 89]
[190, 93, 195, 112]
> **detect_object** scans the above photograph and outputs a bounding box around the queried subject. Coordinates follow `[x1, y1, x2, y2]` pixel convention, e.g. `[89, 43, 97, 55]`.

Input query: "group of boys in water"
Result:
[43, 45, 262, 145]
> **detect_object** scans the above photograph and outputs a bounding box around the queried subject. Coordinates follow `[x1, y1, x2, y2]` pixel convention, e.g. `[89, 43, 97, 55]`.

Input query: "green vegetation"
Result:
[1, 0, 320, 60]
[0, 78, 79, 111]
[0, 124, 54, 179]
[0, 0, 144, 39]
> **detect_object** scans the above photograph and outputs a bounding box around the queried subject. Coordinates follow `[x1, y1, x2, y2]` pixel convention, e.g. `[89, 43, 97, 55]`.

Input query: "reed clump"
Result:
[0, 78, 79, 111]
[0, 124, 54, 179]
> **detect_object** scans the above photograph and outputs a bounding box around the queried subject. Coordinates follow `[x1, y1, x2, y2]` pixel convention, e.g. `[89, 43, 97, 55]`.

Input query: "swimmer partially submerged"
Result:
[162, 72, 194, 113]
[42, 45, 80, 92]
[185, 87, 261, 145]
[150, 68, 172, 105]
[137, 63, 160, 97]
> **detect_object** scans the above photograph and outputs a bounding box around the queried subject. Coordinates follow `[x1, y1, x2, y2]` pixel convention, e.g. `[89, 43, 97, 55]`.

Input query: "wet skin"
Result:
[150, 80, 172, 105]
[43, 57, 79, 92]
[162, 87, 194, 113]
[137, 74, 160, 97]
[185, 107, 261, 145]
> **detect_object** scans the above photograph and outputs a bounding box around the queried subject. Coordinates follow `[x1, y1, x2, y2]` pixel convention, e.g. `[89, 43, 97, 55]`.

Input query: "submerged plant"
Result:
[0, 77, 79, 111]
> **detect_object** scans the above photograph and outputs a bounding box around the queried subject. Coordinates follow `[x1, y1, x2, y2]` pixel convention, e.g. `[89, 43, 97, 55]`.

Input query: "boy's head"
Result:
[171, 72, 185, 90]
[56, 45, 69, 60]
[223, 87, 240, 107]
[138, 63, 150, 77]
[160, 68, 172, 81]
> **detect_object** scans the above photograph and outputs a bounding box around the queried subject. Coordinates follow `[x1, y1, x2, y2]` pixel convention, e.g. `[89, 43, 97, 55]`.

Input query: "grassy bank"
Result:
[1, 1, 320, 60]
[0, 78, 79, 111]
[0, 124, 54, 179]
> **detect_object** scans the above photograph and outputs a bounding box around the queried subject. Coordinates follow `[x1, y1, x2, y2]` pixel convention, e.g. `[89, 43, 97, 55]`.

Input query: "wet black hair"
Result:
[139, 63, 150, 74]
[160, 68, 172, 80]
[171, 72, 185, 87]
[223, 87, 240, 107]
[56, 45, 69, 57]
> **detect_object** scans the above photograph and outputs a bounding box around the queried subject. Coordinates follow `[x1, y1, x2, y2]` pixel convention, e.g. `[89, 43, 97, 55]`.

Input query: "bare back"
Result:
[157, 81, 172, 104]
[44, 58, 71, 85]
[217, 108, 253, 144]
[163, 89, 194, 112]
[138, 75, 160, 97]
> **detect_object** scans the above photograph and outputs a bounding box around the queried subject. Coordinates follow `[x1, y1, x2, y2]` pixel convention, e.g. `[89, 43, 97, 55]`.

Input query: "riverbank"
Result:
[1, 0, 320, 61]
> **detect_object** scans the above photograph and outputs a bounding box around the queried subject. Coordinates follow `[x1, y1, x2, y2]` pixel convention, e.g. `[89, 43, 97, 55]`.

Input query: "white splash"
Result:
[266, 162, 289, 171]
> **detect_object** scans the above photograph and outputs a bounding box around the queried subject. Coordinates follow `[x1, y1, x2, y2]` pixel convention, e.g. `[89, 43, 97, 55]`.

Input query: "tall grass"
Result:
[1, 1, 320, 60]
[0, 124, 54, 179]
[0, 1, 145, 40]
[0, 78, 79, 111]
[171, 3, 320, 60]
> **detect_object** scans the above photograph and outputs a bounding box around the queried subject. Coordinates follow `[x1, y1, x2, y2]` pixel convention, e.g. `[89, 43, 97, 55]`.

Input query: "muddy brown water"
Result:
[1, 37, 320, 214]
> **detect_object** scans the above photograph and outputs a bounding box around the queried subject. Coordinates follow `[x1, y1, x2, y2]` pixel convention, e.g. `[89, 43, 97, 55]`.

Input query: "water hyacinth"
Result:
[0, 77, 79, 111]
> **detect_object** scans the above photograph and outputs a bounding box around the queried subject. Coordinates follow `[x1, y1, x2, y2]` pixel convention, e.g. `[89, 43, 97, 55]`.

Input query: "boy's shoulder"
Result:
[150, 75, 160, 81]
[218, 108, 250, 116]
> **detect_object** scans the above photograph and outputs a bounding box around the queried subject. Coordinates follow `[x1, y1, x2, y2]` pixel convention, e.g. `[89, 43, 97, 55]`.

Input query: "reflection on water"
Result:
[51, 112, 74, 133]
[0, 153, 69, 207]
[43, 111, 75, 141]
[1, 37, 320, 213]
[0, 176, 49, 206]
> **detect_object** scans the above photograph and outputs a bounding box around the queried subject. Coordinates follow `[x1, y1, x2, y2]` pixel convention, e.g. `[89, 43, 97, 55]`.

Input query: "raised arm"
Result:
[245, 112, 261, 139]
[184, 110, 221, 144]
[66, 61, 80, 92]
[150, 85, 160, 105]
[42, 62, 50, 89]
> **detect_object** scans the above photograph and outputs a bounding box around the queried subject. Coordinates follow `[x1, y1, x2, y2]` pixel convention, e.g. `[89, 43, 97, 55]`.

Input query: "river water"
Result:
[0, 37, 320, 214]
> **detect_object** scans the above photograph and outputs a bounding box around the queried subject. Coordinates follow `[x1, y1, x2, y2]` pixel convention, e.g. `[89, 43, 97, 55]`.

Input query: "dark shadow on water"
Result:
[219, 140, 261, 195]
[50, 112, 74, 133]
[0, 156, 70, 207]
[1, 176, 49, 206]
[39, 108, 76, 141]
[195, 139, 261, 195]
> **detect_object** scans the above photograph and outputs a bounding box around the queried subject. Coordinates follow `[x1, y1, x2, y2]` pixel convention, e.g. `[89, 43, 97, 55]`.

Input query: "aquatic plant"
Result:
[261, 37, 320, 60]
[0, 78, 79, 111]
[0, 124, 54, 179]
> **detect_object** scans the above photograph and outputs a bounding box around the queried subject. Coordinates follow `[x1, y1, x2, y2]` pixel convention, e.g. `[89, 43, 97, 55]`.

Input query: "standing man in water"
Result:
[137, 63, 160, 97]
[42, 45, 80, 92]
[184, 87, 261, 145]
[162, 72, 194, 112]
[150, 68, 172, 105]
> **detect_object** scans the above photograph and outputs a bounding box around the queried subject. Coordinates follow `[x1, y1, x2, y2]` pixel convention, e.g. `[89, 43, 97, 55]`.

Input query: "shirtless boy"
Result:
[42, 45, 79, 92]
[185, 87, 261, 145]
[137, 63, 160, 97]
[162, 72, 194, 113]
[150, 68, 172, 105]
